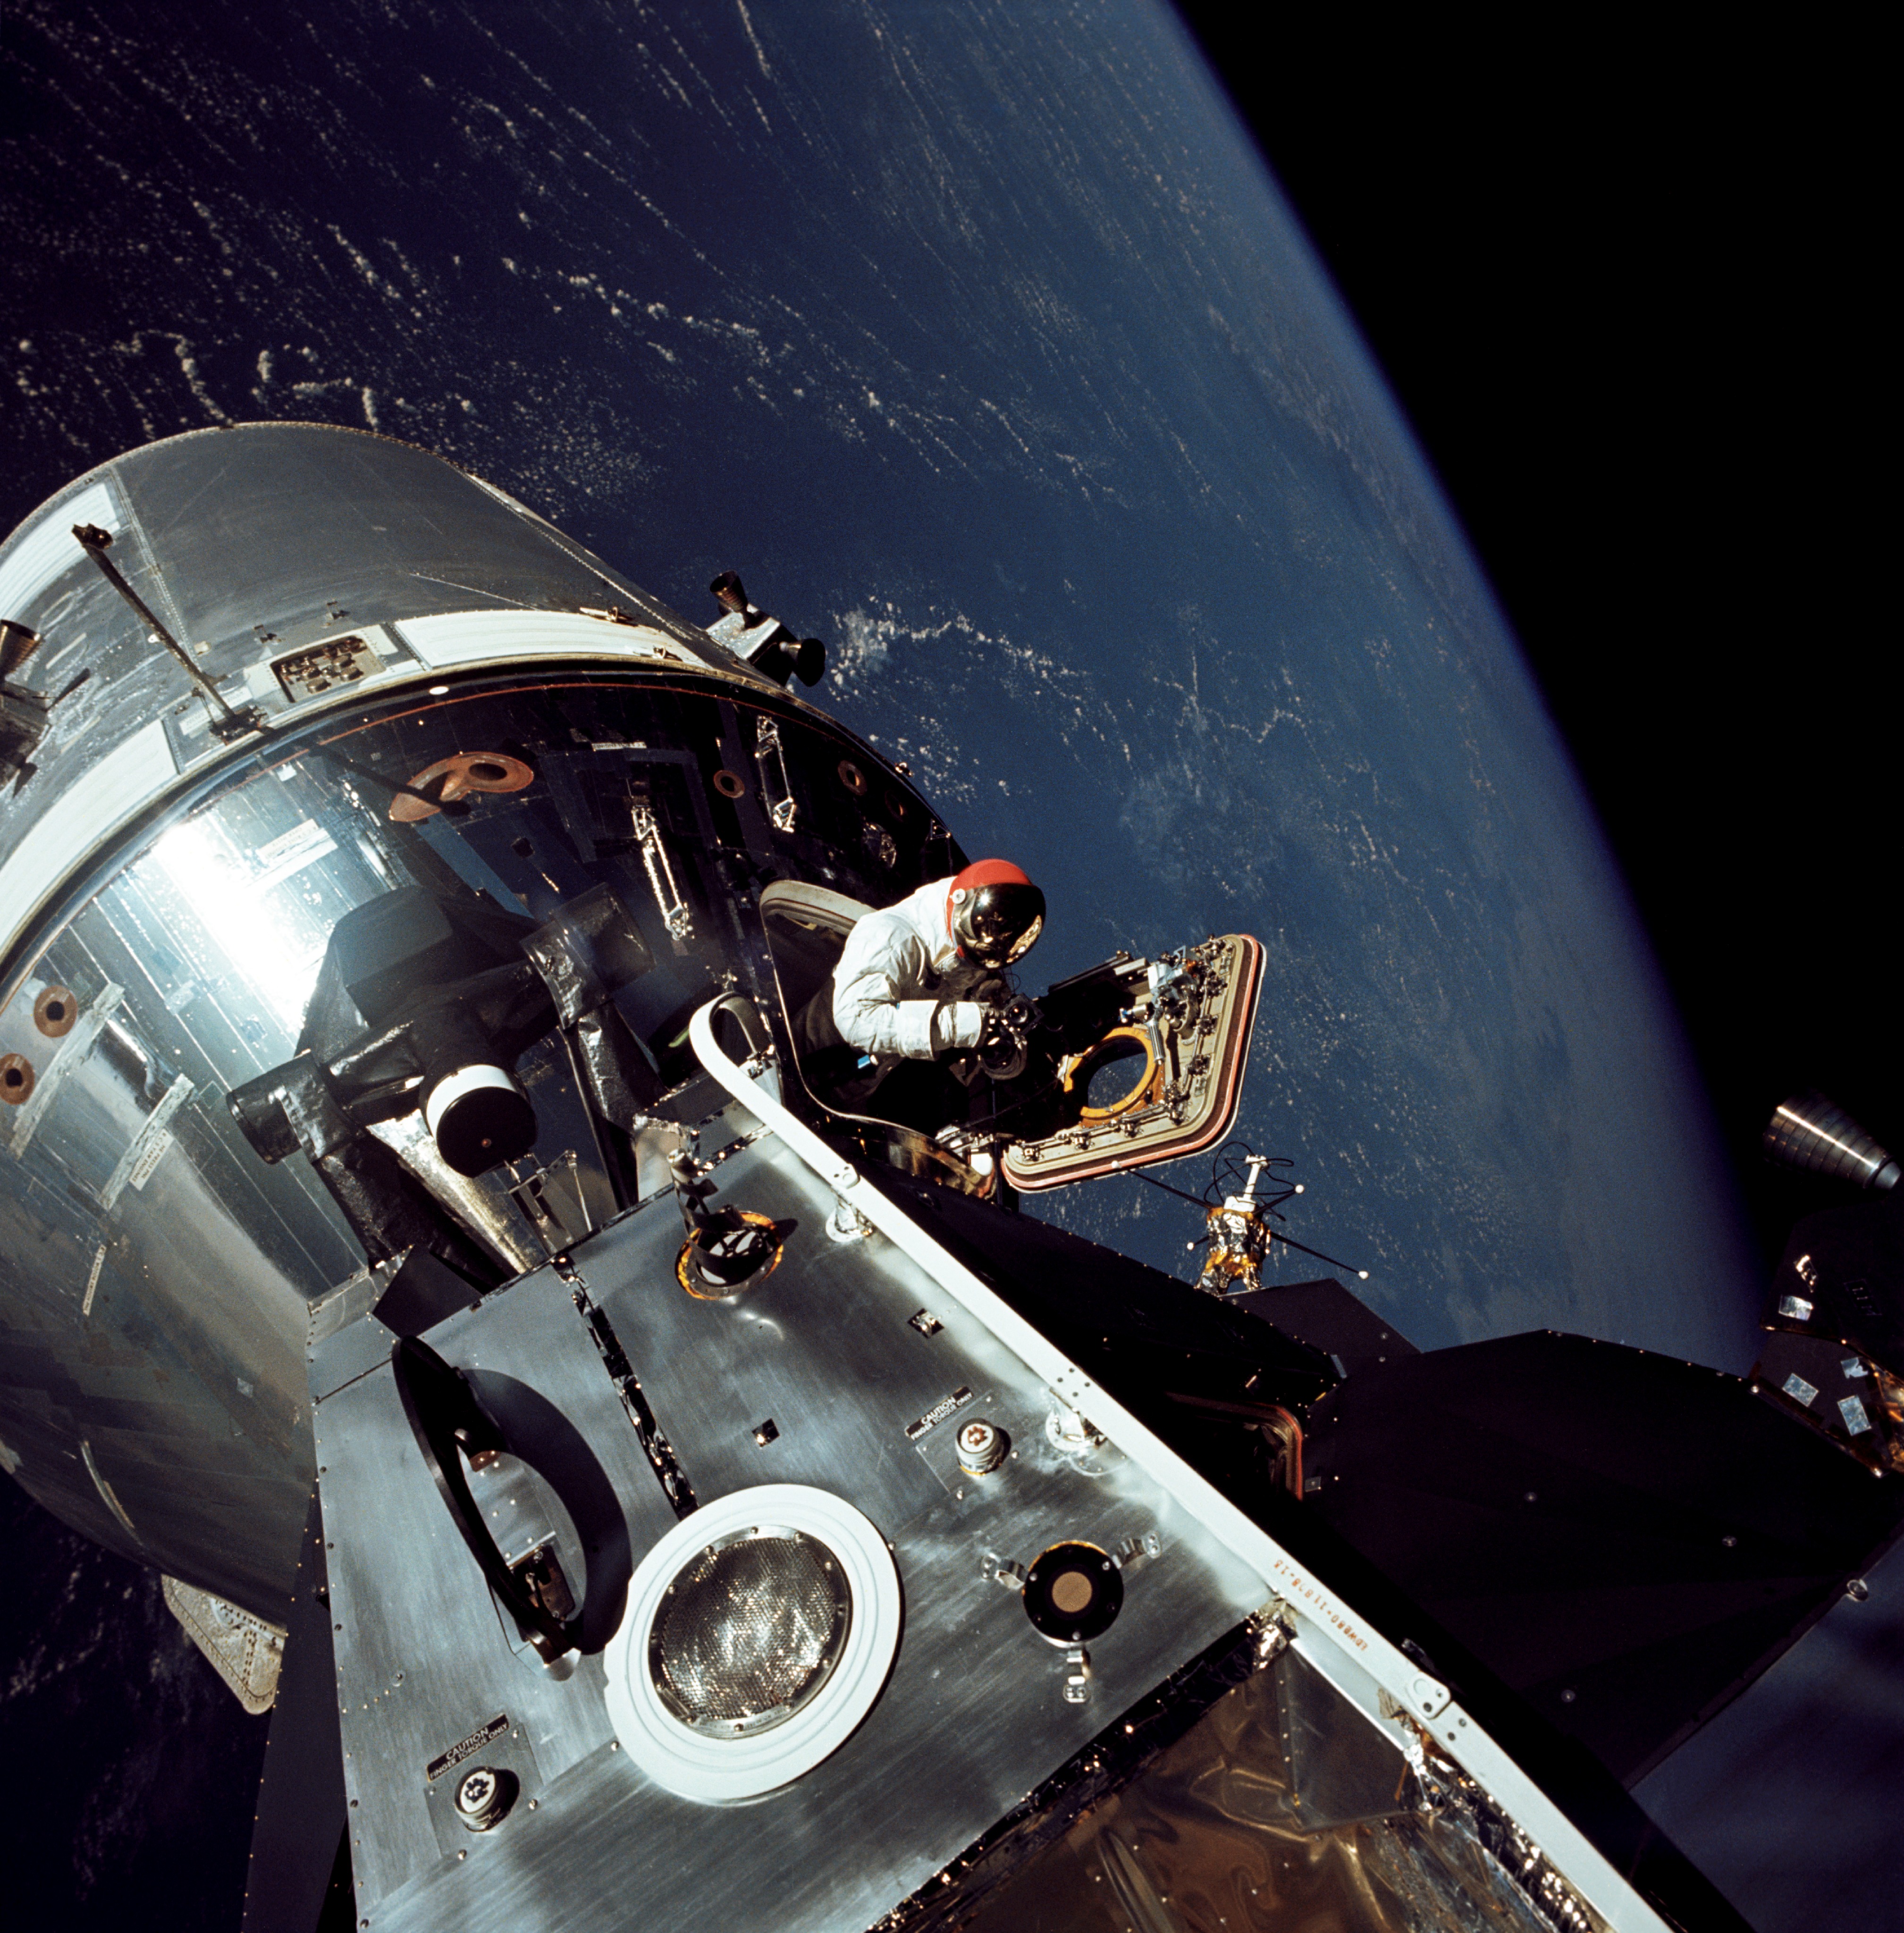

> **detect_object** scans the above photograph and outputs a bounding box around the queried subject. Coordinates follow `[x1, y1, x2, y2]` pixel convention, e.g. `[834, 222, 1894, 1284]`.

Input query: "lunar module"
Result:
[2, 425, 1898, 1933]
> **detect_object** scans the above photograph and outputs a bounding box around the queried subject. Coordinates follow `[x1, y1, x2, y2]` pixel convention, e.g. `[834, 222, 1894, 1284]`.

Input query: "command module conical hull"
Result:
[4, 424, 1866, 1933]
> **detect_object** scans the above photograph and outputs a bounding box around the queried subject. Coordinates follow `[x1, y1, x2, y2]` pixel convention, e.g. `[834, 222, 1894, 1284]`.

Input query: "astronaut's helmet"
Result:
[947, 860, 1045, 970]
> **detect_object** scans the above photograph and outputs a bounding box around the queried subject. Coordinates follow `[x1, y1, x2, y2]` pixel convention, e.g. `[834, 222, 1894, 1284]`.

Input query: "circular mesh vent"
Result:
[648, 1528, 851, 1736]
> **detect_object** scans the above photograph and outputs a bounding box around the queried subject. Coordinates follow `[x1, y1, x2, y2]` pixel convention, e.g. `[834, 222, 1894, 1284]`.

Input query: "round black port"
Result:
[712, 768, 746, 798]
[1022, 1541, 1124, 1645]
[433, 1083, 538, 1177]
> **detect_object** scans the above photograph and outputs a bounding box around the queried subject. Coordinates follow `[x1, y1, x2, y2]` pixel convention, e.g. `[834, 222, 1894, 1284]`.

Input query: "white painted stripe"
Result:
[81, 1243, 107, 1317]
[101, 1073, 194, 1209]
[687, 1001, 1670, 1933]
[0, 608, 767, 970]
[0, 480, 116, 622]
[395, 608, 718, 673]
[81, 1438, 138, 1537]
[0, 721, 177, 962]
[422, 1062, 518, 1140]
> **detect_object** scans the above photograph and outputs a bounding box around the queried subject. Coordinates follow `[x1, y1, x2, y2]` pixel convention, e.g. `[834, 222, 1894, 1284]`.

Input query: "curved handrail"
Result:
[689, 997, 859, 1195]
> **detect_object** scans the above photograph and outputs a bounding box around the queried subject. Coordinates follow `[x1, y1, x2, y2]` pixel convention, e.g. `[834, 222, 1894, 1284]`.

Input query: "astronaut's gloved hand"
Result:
[933, 1000, 987, 1053]
[969, 975, 1013, 1009]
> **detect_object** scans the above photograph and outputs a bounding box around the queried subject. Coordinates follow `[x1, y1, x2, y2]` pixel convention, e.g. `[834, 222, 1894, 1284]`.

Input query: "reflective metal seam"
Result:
[80, 1438, 137, 1537]
[100, 1073, 195, 1210]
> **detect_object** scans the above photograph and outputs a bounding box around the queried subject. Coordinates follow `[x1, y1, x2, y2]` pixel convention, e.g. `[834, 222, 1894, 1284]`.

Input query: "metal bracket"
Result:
[1112, 1530, 1163, 1574]
[1061, 1645, 1091, 1704]
[826, 1197, 874, 1244]
[508, 1150, 592, 1257]
[72, 522, 268, 740]
[982, 1553, 1028, 1590]
[752, 714, 798, 832]
[1245, 1595, 1297, 1667]
[631, 800, 693, 941]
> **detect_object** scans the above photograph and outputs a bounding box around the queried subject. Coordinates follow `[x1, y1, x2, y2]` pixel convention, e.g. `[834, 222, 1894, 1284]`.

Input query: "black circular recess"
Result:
[676, 1210, 784, 1297]
[1021, 1541, 1124, 1644]
[434, 1084, 538, 1176]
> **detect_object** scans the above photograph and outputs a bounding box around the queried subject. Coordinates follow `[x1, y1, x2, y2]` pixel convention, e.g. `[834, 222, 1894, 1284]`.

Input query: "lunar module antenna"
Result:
[1131, 1140, 1368, 1294]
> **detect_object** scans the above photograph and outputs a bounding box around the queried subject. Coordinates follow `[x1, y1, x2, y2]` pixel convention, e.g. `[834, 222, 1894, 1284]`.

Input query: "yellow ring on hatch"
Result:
[1060, 1025, 1162, 1120]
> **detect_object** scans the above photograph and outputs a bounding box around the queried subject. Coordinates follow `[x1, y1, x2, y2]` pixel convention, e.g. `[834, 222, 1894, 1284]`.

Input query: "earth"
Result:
[0, 4, 1887, 1928]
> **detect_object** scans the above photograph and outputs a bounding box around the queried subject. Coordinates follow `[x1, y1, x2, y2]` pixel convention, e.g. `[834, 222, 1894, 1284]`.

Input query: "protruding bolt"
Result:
[956, 1418, 1009, 1477]
[454, 1765, 518, 1832]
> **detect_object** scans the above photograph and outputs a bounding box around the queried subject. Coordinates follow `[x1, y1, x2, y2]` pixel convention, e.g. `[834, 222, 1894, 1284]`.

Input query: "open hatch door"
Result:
[998, 933, 1263, 1192]
[756, 880, 1263, 1196]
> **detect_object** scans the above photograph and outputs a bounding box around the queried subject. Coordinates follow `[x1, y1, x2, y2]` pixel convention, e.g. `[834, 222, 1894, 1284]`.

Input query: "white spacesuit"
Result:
[801, 860, 1045, 1119]
[830, 876, 994, 1083]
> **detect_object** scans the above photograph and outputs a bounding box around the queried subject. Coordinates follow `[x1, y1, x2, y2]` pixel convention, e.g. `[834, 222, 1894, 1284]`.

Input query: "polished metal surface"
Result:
[0, 921, 340, 1606]
[0, 426, 747, 954]
[1762, 1090, 1902, 1191]
[0, 631, 951, 1621]
[320, 1106, 1269, 1932]
[317, 1265, 682, 1906]
[0, 432, 1696, 1933]
[0, 428, 934, 1618]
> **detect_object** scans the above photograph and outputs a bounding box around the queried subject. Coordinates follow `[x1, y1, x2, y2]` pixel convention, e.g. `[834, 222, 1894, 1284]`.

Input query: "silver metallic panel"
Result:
[576, 1144, 965, 1530]
[316, 1267, 683, 1907]
[309, 1306, 402, 1404]
[0, 654, 945, 1616]
[323, 1140, 1270, 1932]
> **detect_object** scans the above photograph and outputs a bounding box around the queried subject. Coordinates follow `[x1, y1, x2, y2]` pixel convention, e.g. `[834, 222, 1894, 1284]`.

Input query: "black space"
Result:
[0, 1477, 265, 1930]
[1175, 9, 1891, 1277]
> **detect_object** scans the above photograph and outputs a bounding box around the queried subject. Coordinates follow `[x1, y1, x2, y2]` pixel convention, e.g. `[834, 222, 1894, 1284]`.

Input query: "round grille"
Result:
[648, 1528, 851, 1736]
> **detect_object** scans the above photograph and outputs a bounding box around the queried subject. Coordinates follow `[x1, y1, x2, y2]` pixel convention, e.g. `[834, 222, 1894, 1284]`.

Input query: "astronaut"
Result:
[796, 859, 1045, 1124]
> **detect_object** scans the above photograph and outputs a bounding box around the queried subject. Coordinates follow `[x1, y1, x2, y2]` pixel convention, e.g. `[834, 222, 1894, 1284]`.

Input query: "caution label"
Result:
[905, 1385, 974, 1441]
[426, 1712, 509, 1782]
